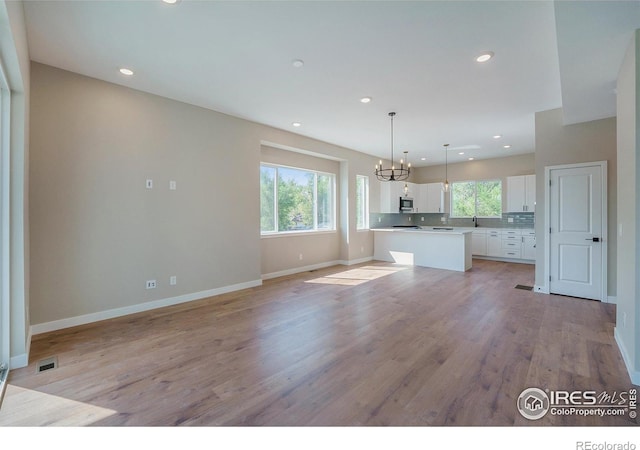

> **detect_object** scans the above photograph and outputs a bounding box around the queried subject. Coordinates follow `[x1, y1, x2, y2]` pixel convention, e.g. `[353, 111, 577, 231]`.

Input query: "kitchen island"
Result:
[372, 227, 473, 272]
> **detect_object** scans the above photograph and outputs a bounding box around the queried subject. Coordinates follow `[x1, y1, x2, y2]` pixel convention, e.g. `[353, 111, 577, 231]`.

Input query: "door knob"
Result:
[585, 237, 600, 242]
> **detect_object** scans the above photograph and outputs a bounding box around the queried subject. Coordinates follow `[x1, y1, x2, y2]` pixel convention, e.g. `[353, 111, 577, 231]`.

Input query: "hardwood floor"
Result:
[1, 260, 636, 426]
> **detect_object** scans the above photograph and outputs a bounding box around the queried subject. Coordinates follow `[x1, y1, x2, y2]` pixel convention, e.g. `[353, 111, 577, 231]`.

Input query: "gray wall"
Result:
[29, 63, 380, 328]
[616, 30, 639, 381]
[534, 108, 617, 297]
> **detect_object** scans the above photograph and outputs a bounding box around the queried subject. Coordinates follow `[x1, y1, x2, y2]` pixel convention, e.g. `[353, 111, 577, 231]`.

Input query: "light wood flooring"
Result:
[1, 259, 636, 426]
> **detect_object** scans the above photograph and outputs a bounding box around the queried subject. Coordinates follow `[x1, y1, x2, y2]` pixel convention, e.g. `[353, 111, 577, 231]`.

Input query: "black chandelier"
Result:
[375, 112, 410, 182]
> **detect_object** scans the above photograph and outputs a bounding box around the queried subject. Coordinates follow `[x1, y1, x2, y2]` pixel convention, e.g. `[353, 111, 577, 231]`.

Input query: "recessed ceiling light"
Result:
[468, 157, 475, 161]
[458, 152, 464, 155]
[292, 122, 301, 127]
[292, 59, 304, 68]
[421, 157, 427, 161]
[119, 68, 134, 76]
[503, 144, 512, 149]
[476, 51, 494, 63]
[360, 97, 372, 104]
[493, 135, 502, 139]
[162, 0, 180, 3]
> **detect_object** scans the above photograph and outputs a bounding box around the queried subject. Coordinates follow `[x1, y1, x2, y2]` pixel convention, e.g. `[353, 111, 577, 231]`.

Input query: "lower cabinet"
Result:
[471, 228, 535, 262]
[522, 234, 536, 260]
[487, 231, 502, 257]
[472, 231, 487, 256]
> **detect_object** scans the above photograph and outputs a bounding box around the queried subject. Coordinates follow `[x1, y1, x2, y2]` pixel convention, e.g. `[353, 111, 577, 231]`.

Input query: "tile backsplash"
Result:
[370, 212, 534, 229]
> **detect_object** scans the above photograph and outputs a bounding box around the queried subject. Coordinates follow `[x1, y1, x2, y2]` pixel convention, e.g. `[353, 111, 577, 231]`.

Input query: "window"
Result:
[260, 163, 335, 234]
[356, 175, 369, 230]
[451, 180, 502, 218]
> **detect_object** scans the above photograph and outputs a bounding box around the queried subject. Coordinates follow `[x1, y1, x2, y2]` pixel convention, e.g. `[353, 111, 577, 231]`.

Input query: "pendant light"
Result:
[375, 112, 410, 182]
[442, 144, 450, 193]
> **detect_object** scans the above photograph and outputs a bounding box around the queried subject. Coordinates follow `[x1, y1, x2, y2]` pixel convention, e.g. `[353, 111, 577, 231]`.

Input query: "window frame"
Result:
[356, 175, 369, 231]
[450, 179, 503, 218]
[260, 162, 337, 236]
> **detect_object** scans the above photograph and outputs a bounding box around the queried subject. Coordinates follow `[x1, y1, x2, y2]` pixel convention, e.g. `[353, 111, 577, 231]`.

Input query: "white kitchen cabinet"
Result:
[472, 229, 487, 256]
[426, 182, 444, 213]
[379, 182, 392, 213]
[486, 230, 502, 257]
[379, 181, 415, 213]
[475, 228, 534, 262]
[522, 230, 536, 260]
[416, 182, 444, 213]
[506, 174, 536, 212]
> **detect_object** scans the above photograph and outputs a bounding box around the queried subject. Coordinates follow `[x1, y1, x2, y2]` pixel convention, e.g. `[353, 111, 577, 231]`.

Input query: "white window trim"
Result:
[450, 179, 503, 219]
[260, 162, 337, 236]
[356, 175, 369, 230]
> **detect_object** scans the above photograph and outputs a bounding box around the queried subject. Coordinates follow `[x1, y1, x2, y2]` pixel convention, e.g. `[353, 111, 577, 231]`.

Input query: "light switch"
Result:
[146, 179, 153, 189]
[169, 180, 177, 190]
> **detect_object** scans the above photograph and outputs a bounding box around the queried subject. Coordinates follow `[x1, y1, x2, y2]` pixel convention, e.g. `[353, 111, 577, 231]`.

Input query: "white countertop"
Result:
[372, 226, 534, 235]
[372, 227, 472, 235]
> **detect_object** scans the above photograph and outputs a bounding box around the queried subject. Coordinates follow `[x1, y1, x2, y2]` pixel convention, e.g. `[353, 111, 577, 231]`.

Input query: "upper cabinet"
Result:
[506, 174, 536, 212]
[380, 181, 417, 213]
[417, 182, 444, 213]
[379, 181, 443, 213]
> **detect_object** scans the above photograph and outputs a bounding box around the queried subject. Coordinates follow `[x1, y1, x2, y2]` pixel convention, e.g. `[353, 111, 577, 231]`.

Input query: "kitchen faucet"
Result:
[472, 216, 478, 227]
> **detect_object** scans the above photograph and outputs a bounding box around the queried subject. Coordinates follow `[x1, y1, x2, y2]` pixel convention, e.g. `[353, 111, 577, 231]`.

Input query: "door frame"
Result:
[543, 161, 608, 302]
[0, 57, 9, 404]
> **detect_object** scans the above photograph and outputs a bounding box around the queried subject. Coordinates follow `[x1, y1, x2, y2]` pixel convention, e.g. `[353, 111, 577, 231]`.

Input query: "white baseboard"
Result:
[534, 284, 549, 294]
[10, 352, 28, 369]
[338, 256, 374, 266]
[606, 296, 617, 304]
[30, 279, 263, 335]
[473, 256, 534, 265]
[614, 327, 640, 386]
[262, 261, 341, 280]
[262, 257, 375, 281]
[9, 328, 31, 369]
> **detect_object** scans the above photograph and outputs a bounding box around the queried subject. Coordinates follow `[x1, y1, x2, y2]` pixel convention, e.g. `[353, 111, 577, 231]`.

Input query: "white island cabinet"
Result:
[373, 228, 472, 272]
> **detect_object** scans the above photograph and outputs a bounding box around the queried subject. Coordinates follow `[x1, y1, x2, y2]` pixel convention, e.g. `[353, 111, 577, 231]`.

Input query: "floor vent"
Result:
[515, 284, 534, 291]
[37, 356, 58, 373]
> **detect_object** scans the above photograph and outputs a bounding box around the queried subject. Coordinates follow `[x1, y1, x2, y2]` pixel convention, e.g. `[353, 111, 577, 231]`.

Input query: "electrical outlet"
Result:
[421, 217, 424, 222]
[170, 276, 177, 286]
[378, 217, 382, 223]
[508, 217, 514, 223]
[299, 253, 303, 261]
[408, 216, 412, 222]
[146, 179, 153, 189]
[360, 246, 364, 253]
[146, 280, 157, 289]
[441, 216, 446, 222]
[169, 180, 177, 191]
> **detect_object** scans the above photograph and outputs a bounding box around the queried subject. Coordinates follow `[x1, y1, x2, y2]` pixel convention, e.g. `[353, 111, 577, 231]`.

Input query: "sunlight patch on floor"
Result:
[305, 265, 407, 286]
[0, 384, 117, 426]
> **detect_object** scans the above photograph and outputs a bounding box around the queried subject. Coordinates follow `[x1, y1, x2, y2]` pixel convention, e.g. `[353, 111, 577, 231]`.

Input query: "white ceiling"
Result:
[22, 1, 640, 167]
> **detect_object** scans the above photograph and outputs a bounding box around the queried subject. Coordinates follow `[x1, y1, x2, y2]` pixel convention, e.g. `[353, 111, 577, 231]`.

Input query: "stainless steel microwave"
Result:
[399, 197, 414, 212]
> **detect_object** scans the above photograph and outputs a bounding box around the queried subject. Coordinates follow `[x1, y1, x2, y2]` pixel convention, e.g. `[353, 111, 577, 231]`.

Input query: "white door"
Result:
[549, 164, 605, 300]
